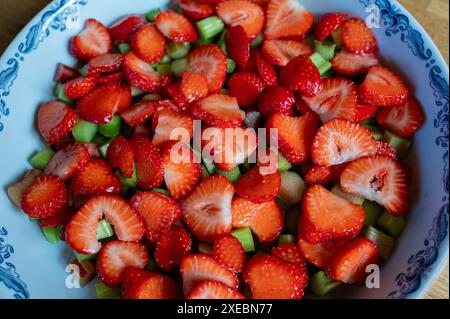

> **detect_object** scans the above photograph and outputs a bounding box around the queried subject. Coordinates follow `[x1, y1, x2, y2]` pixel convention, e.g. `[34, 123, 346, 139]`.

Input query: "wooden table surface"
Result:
[0, 0, 448, 299]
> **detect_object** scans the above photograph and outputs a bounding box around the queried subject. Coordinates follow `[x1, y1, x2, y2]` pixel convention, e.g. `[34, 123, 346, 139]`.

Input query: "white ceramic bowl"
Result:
[0, 0, 448, 299]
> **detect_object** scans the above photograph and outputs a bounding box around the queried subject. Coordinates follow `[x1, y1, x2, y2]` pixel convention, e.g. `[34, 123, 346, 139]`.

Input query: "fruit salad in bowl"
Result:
[0, 0, 448, 299]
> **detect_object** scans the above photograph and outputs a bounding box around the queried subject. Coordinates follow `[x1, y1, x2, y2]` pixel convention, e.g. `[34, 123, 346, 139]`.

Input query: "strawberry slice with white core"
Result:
[262, 39, 313, 66]
[155, 10, 198, 43]
[179, 0, 215, 21]
[77, 84, 122, 125]
[187, 281, 245, 299]
[332, 50, 379, 76]
[298, 238, 347, 268]
[130, 24, 166, 64]
[340, 156, 409, 215]
[70, 19, 112, 60]
[88, 53, 123, 74]
[181, 175, 235, 242]
[37, 101, 78, 144]
[180, 71, 209, 104]
[66, 195, 145, 254]
[151, 107, 194, 147]
[123, 52, 161, 93]
[340, 18, 378, 54]
[45, 143, 90, 181]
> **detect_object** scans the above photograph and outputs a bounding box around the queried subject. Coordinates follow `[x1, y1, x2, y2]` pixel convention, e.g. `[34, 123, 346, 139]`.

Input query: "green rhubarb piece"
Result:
[383, 130, 411, 159]
[218, 30, 227, 53]
[118, 168, 138, 189]
[363, 201, 384, 226]
[277, 171, 306, 207]
[362, 226, 395, 260]
[220, 88, 229, 94]
[55, 82, 74, 105]
[171, 58, 190, 78]
[156, 64, 173, 76]
[314, 40, 336, 61]
[194, 36, 215, 47]
[196, 16, 225, 40]
[285, 205, 300, 235]
[227, 59, 236, 74]
[231, 228, 255, 252]
[277, 154, 292, 173]
[331, 27, 343, 47]
[363, 124, 383, 141]
[146, 256, 158, 271]
[160, 54, 172, 64]
[377, 212, 406, 237]
[311, 271, 342, 297]
[29, 150, 55, 170]
[310, 52, 333, 76]
[99, 142, 110, 159]
[331, 185, 364, 205]
[99, 115, 122, 138]
[97, 220, 114, 240]
[92, 133, 108, 145]
[278, 234, 296, 245]
[96, 282, 121, 299]
[167, 41, 191, 59]
[145, 8, 161, 22]
[42, 226, 62, 244]
[142, 94, 162, 101]
[118, 43, 131, 54]
[198, 243, 214, 255]
[240, 160, 251, 173]
[74, 251, 98, 262]
[203, 160, 216, 176]
[216, 167, 241, 184]
[250, 33, 264, 49]
[72, 119, 98, 144]
[151, 188, 170, 196]
[131, 86, 145, 97]
[78, 64, 89, 76]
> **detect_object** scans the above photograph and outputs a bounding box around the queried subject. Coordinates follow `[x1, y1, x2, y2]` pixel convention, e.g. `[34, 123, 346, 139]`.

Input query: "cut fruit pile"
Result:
[7, 0, 425, 299]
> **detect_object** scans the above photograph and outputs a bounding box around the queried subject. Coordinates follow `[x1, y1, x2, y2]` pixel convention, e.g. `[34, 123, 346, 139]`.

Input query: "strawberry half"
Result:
[375, 97, 425, 137]
[63, 76, 98, 100]
[108, 14, 146, 42]
[180, 71, 209, 104]
[179, 0, 215, 21]
[216, 0, 265, 39]
[304, 165, 334, 186]
[332, 50, 379, 76]
[129, 134, 164, 190]
[302, 78, 357, 123]
[235, 165, 281, 203]
[21, 175, 68, 219]
[181, 175, 235, 242]
[88, 53, 123, 75]
[69, 159, 121, 197]
[45, 143, 90, 182]
[162, 141, 202, 200]
[262, 39, 313, 66]
[97, 240, 149, 287]
[123, 270, 180, 299]
[359, 65, 410, 107]
[254, 50, 278, 86]
[213, 234, 246, 273]
[187, 280, 245, 299]
[37, 101, 78, 144]
[66, 195, 145, 254]
[70, 19, 112, 60]
[167, 82, 190, 110]
[376, 141, 398, 160]
[315, 13, 347, 41]
[355, 102, 378, 123]
[264, 0, 314, 40]
[190, 93, 245, 127]
[340, 18, 378, 54]
[123, 52, 161, 93]
[311, 119, 378, 167]
[272, 243, 306, 266]
[117, 84, 132, 111]
[107, 135, 135, 178]
[265, 113, 318, 165]
[188, 44, 227, 93]
[280, 55, 323, 97]
[155, 10, 198, 43]
[298, 238, 347, 268]
[325, 238, 379, 285]
[340, 156, 409, 215]
[226, 25, 250, 67]
[243, 254, 308, 299]
[98, 72, 123, 85]
[119, 100, 156, 126]
[228, 72, 266, 107]
[258, 85, 295, 117]
[130, 24, 166, 64]
[231, 197, 283, 242]
[180, 254, 239, 294]
[77, 84, 122, 124]
[154, 225, 192, 271]
[54, 63, 80, 83]
[152, 107, 194, 146]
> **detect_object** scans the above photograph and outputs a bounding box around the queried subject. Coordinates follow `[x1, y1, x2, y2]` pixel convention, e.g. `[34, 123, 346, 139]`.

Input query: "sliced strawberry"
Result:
[332, 50, 379, 76]
[311, 119, 377, 167]
[243, 254, 308, 299]
[108, 14, 146, 42]
[77, 84, 122, 124]
[315, 13, 347, 41]
[155, 10, 198, 43]
[304, 166, 334, 186]
[98, 72, 123, 85]
[298, 238, 346, 268]
[162, 141, 202, 200]
[325, 238, 379, 284]
[254, 50, 278, 86]
[228, 72, 265, 108]
[167, 82, 190, 110]
[340, 156, 409, 215]
[124, 271, 180, 299]
[70, 19, 112, 60]
[130, 24, 166, 64]
[302, 78, 357, 123]
[265, 113, 318, 165]
[355, 102, 378, 123]
[264, 0, 314, 40]
[45, 143, 90, 181]
[117, 84, 132, 112]
[232, 197, 283, 242]
[121, 267, 147, 298]
[216, 0, 264, 39]
[129, 134, 164, 190]
[235, 165, 281, 203]
[240, 49, 258, 72]
[180, 254, 239, 294]
[119, 100, 156, 126]
[258, 85, 295, 117]
[180, 71, 209, 104]
[152, 107, 194, 146]
[123, 52, 161, 93]
[68, 258, 96, 287]
[190, 93, 245, 127]
[21, 175, 68, 219]
[359, 65, 410, 107]
[295, 99, 321, 121]
[226, 25, 250, 67]
[187, 280, 245, 299]
[69, 159, 121, 197]
[66, 195, 145, 254]
[376, 141, 398, 160]
[130, 191, 181, 243]
[154, 225, 192, 271]
[272, 243, 306, 266]
[54, 63, 80, 83]
[299, 185, 365, 244]
[341, 18, 378, 54]
[107, 135, 134, 178]
[280, 55, 323, 97]
[375, 97, 425, 137]
[37, 101, 78, 144]
[188, 44, 227, 93]
[179, 0, 215, 21]
[213, 234, 246, 273]
[88, 53, 123, 75]
[262, 39, 313, 66]
[181, 175, 235, 242]
[39, 208, 74, 228]
[63, 76, 98, 100]
[97, 240, 148, 288]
